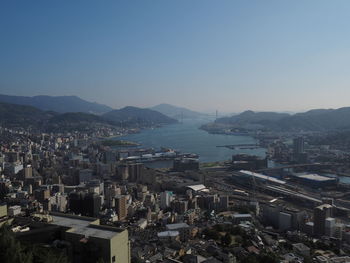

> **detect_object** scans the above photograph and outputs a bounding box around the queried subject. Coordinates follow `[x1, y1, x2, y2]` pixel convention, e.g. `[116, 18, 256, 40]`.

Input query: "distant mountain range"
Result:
[103, 106, 177, 126]
[0, 94, 112, 114]
[0, 101, 177, 132]
[204, 107, 350, 132]
[150, 103, 205, 119]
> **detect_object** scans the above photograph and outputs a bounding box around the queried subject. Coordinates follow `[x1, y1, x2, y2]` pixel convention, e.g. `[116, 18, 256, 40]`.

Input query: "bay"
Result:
[117, 118, 266, 163]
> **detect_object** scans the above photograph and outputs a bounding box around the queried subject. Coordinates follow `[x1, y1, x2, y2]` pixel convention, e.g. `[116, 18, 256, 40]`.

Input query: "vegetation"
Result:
[0, 224, 68, 263]
[206, 107, 350, 132]
[102, 106, 178, 126]
[0, 94, 112, 114]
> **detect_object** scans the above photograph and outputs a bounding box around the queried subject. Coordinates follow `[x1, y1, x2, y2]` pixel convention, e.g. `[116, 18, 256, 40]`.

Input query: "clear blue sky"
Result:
[1, 0, 350, 113]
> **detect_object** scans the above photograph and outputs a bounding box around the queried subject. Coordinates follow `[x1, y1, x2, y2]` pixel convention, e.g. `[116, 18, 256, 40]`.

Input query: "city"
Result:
[2, 1, 350, 263]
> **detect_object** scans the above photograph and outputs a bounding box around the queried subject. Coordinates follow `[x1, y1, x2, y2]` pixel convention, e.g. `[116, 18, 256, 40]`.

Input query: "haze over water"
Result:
[118, 118, 266, 162]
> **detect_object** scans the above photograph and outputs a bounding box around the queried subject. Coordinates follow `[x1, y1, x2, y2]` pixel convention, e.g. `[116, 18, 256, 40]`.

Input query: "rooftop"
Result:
[166, 223, 190, 230]
[238, 170, 286, 185]
[157, 231, 180, 237]
[232, 214, 252, 218]
[187, 184, 209, 192]
[295, 173, 336, 182]
[50, 214, 122, 240]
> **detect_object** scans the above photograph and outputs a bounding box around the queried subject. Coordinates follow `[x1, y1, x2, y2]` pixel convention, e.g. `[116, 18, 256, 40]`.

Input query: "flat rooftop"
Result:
[50, 214, 121, 240]
[238, 170, 286, 185]
[296, 173, 336, 182]
[166, 223, 190, 230]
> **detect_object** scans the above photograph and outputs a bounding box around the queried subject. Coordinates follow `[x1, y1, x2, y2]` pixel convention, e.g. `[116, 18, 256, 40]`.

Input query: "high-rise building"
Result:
[127, 163, 143, 182]
[24, 166, 32, 178]
[325, 217, 335, 237]
[69, 191, 101, 217]
[160, 191, 173, 210]
[293, 137, 305, 155]
[293, 137, 307, 163]
[83, 192, 101, 217]
[115, 195, 127, 221]
[314, 204, 332, 237]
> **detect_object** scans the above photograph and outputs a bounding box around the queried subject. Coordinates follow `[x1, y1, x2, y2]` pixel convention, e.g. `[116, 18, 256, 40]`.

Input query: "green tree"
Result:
[221, 233, 232, 246]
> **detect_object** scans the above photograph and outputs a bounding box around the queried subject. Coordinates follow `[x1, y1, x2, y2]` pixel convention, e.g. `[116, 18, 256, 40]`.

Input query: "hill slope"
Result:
[204, 107, 350, 132]
[0, 102, 55, 128]
[151, 103, 205, 119]
[103, 106, 177, 126]
[0, 94, 112, 114]
[46, 112, 115, 132]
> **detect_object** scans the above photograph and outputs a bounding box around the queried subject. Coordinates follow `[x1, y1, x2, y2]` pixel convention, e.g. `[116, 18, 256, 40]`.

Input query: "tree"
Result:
[0, 225, 33, 263]
[221, 233, 232, 246]
[0, 224, 68, 263]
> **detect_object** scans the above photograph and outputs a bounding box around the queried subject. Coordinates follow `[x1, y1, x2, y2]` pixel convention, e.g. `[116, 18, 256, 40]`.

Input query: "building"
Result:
[279, 212, 292, 231]
[325, 217, 335, 237]
[8, 205, 21, 216]
[79, 169, 93, 184]
[173, 158, 199, 172]
[293, 137, 307, 163]
[231, 154, 267, 170]
[46, 213, 130, 263]
[160, 191, 173, 210]
[115, 195, 127, 221]
[166, 223, 191, 241]
[69, 191, 101, 217]
[127, 163, 143, 182]
[232, 214, 252, 224]
[293, 173, 337, 188]
[314, 204, 333, 237]
[292, 243, 310, 257]
[293, 137, 304, 155]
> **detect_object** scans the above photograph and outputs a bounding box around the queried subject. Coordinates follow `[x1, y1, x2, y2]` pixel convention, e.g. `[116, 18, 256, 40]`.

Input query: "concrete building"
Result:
[279, 212, 292, 231]
[325, 217, 336, 237]
[292, 243, 310, 257]
[8, 205, 21, 216]
[0, 204, 7, 218]
[232, 214, 252, 224]
[160, 191, 173, 210]
[166, 222, 190, 241]
[314, 204, 333, 237]
[79, 169, 93, 184]
[48, 213, 130, 263]
[115, 195, 127, 221]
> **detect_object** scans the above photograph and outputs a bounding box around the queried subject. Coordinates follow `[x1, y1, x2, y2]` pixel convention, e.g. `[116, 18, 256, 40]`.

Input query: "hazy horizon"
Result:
[2, 0, 350, 112]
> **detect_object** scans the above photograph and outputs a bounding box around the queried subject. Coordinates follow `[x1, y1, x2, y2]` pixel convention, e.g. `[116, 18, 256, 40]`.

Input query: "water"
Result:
[117, 118, 266, 163]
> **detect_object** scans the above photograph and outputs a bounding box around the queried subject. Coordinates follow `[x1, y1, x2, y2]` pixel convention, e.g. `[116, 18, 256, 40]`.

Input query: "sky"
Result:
[1, 0, 350, 113]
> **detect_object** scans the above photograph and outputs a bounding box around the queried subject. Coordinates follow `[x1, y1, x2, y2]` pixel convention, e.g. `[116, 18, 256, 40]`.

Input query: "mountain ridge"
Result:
[150, 103, 205, 119]
[204, 107, 350, 132]
[0, 94, 113, 114]
[103, 106, 177, 126]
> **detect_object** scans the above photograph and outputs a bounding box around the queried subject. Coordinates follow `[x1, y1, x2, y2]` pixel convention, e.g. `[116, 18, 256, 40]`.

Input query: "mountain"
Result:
[0, 102, 55, 128]
[275, 107, 350, 131]
[103, 106, 177, 126]
[46, 112, 115, 132]
[205, 107, 350, 132]
[0, 102, 115, 132]
[0, 94, 113, 114]
[151, 103, 205, 119]
[215, 110, 290, 126]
